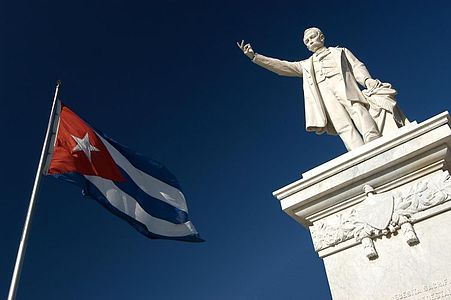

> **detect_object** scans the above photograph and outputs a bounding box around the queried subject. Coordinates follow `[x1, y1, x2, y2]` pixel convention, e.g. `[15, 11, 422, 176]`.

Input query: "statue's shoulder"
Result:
[299, 57, 310, 67]
[330, 46, 345, 52]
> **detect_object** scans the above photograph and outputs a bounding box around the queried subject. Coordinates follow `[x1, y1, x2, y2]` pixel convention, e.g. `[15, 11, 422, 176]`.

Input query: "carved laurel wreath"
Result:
[310, 171, 451, 251]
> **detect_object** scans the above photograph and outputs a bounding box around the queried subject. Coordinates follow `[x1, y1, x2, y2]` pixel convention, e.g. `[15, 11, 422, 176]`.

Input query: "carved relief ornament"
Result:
[310, 171, 451, 258]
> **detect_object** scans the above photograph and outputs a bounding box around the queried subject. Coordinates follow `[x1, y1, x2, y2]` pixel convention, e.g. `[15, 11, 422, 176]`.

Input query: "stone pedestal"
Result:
[273, 112, 451, 300]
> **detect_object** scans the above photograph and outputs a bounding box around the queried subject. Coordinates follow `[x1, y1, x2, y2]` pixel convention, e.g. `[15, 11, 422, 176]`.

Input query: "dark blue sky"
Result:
[1, 1, 450, 299]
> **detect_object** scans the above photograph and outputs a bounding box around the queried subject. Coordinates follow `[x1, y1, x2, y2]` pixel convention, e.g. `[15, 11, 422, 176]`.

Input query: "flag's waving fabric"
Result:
[45, 102, 203, 242]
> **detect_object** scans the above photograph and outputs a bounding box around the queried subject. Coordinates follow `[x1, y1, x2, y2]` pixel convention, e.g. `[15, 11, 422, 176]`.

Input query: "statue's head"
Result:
[303, 27, 325, 52]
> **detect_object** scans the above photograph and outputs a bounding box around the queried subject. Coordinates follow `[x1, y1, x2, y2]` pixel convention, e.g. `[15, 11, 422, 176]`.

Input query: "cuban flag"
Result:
[43, 101, 203, 242]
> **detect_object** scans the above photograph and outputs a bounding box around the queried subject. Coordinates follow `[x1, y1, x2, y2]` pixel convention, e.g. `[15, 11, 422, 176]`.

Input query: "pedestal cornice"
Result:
[273, 112, 451, 228]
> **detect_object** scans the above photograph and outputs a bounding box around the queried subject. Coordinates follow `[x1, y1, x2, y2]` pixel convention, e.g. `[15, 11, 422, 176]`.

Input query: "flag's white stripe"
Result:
[96, 134, 188, 212]
[85, 175, 198, 237]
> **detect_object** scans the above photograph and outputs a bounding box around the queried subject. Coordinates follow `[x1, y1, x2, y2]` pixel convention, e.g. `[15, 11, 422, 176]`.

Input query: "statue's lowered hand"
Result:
[237, 40, 255, 60]
[365, 78, 379, 90]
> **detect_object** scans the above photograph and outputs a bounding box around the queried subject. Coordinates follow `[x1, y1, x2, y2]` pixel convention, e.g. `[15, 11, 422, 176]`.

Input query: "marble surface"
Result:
[238, 27, 406, 151]
[324, 208, 451, 300]
[311, 170, 451, 256]
[273, 112, 451, 227]
[273, 112, 451, 299]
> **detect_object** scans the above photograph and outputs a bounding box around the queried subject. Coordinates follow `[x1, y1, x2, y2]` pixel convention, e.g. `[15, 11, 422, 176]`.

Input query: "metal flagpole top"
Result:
[7, 81, 62, 300]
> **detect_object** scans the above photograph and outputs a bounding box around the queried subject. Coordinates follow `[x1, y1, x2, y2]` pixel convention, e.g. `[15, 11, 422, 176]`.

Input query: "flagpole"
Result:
[7, 81, 62, 300]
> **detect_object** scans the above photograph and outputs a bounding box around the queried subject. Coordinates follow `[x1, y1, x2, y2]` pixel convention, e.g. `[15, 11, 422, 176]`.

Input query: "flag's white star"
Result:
[71, 133, 100, 162]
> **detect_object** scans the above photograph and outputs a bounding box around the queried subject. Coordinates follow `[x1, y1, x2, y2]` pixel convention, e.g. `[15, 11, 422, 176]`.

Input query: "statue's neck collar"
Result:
[314, 46, 327, 54]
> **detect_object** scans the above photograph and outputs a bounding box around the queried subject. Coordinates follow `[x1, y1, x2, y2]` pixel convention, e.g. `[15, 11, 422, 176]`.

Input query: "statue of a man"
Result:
[238, 27, 381, 151]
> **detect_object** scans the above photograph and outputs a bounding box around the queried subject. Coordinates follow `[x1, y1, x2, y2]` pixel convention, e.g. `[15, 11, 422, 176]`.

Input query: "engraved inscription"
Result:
[392, 278, 451, 300]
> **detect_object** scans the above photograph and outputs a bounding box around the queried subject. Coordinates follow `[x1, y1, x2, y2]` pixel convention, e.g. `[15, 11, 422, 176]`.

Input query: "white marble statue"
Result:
[238, 27, 405, 151]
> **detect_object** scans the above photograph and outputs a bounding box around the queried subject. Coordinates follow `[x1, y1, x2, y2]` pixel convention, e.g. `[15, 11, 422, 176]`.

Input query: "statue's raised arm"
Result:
[237, 40, 303, 77]
[237, 27, 407, 151]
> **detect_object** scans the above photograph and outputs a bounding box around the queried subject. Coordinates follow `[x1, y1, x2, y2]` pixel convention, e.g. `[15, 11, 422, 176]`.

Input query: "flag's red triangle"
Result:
[48, 103, 124, 181]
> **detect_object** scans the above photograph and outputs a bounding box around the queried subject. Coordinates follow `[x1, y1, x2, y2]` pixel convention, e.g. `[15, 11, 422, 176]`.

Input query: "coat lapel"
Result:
[303, 56, 314, 76]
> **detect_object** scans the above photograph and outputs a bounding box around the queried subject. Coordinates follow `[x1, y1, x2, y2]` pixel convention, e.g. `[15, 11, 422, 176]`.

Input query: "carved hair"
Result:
[303, 27, 323, 38]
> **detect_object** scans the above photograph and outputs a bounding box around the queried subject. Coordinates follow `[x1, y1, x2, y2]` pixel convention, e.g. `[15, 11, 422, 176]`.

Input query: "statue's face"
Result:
[303, 30, 324, 52]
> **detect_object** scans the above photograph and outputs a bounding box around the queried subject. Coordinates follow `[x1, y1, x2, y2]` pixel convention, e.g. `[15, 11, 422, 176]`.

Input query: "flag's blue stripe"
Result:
[51, 173, 204, 242]
[94, 129, 182, 190]
[114, 165, 189, 224]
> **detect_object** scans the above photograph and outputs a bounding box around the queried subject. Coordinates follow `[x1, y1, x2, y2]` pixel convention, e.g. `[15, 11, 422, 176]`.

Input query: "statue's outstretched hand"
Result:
[237, 40, 255, 60]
